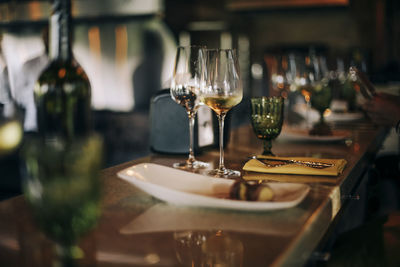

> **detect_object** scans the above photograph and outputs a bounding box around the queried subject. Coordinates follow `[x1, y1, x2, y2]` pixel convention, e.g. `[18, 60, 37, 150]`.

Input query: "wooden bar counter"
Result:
[0, 121, 388, 266]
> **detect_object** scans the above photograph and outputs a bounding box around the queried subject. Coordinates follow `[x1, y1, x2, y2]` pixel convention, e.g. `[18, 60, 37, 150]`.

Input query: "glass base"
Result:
[54, 243, 84, 266]
[261, 150, 275, 156]
[173, 160, 209, 170]
[206, 167, 241, 179]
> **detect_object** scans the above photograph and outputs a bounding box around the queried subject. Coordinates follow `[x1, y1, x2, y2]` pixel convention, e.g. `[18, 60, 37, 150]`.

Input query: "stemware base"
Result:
[261, 139, 275, 157]
[206, 168, 241, 179]
[173, 160, 209, 170]
[56, 243, 84, 259]
[261, 151, 275, 157]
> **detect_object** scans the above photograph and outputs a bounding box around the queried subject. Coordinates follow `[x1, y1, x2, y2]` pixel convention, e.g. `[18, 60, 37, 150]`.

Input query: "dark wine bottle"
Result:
[34, 0, 91, 139]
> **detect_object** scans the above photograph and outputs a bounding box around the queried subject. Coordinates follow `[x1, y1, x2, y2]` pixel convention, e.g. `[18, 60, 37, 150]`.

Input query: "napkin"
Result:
[243, 156, 347, 177]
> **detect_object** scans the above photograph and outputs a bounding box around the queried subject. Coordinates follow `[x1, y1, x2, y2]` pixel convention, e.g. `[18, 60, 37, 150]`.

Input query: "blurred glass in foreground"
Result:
[21, 134, 103, 266]
[297, 51, 332, 135]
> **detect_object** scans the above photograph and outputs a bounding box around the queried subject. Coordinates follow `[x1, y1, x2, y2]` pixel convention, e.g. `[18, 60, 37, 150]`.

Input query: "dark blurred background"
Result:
[0, 0, 399, 198]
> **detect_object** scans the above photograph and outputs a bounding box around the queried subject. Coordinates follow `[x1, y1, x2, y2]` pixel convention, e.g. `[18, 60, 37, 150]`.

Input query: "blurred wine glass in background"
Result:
[297, 50, 332, 135]
[264, 51, 301, 125]
[328, 54, 357, 114]
[264, 52, 298, 98]
[266, 53, 289, 98]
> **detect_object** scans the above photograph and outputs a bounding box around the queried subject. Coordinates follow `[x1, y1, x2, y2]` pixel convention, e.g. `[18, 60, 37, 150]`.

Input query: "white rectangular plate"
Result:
[117, 163, 310, 211]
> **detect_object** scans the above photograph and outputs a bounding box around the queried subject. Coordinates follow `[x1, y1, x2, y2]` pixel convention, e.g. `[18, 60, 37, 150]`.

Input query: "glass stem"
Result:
[306, 100, 311, 129]
[319, 111, 325, 124]
[263, 140, 273, 156]
[217, 113, 226, 171]
[187, 112, 196, 165]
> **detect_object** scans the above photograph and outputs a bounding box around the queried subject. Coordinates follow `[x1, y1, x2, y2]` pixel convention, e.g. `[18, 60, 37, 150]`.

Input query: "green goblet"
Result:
[250, 96, 284, 156]
[307, 82, 332, 136]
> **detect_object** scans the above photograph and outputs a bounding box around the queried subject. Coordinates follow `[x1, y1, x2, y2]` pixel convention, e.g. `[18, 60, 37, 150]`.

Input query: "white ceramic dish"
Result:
[117, 163, 310, 211]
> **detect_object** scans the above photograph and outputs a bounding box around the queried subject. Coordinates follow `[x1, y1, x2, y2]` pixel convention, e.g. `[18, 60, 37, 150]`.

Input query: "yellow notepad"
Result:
[243, 156, 347, 177]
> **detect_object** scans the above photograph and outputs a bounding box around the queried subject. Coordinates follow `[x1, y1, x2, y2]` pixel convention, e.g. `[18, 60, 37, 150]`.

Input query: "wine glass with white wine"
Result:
[170, 46, 209, 170]
[200, 49, 243, 178]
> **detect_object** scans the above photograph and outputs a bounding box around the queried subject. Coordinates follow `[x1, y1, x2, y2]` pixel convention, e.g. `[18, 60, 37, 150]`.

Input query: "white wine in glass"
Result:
[202, 95, 243, 115]
[170, 46, 209, 170]
[200, 49, 243, 178]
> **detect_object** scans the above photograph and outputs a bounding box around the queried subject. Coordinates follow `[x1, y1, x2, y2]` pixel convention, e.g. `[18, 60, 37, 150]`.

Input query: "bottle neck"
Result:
[49, 0, 72, 61]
